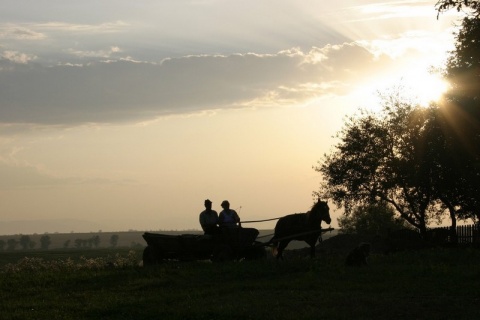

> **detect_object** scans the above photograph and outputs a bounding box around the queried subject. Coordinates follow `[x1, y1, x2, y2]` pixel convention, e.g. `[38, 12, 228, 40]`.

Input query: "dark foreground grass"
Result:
[1, 247, 479, 320]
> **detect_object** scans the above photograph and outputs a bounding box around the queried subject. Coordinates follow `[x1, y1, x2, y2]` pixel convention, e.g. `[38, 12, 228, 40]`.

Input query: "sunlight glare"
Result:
[352, 70, 450, 113]
[406, 71, 450, 106]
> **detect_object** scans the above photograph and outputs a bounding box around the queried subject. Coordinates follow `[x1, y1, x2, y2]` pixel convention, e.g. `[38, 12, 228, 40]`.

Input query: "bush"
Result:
[338, 202, 407, 236]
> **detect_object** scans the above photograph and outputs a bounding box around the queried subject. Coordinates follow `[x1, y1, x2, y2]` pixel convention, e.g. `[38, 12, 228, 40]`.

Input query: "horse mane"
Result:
[311, 200, 326, 209]
[308, 200, 329, 222]
[305, 210, 319, 224]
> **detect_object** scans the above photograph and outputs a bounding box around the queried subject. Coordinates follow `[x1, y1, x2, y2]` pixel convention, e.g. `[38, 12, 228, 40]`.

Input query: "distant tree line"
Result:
[73, 235, 101, 249]
[0, 234, 130, 251]
[0, 235, 52, 251]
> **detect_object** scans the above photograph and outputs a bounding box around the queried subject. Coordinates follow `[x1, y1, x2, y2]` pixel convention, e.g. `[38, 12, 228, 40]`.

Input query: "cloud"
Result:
[0, 21, 129, 36]
[0, 160, 135, 189]
[1, 50, 37, 64]
[35, 20, 130, 33]
[66, 46, 123, 59]
[0, 43, 396, 126]
[0, 25, 46, 40]
[0, 162, 75, 188]
[349, 1, 438, 21]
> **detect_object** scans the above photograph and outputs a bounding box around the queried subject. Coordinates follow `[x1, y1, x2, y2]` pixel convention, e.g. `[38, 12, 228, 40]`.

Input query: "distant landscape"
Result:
[0, 228, 339, 251]
[0, 218, 179, 236]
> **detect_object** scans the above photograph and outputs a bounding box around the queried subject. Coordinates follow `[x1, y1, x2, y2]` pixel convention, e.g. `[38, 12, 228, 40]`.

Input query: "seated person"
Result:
[218, 200, 240, 228]
[199, 199, 219, 235]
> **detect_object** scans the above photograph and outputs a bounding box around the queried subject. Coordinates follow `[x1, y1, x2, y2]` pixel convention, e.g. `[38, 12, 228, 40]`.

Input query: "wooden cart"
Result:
[142, 227, 266, 265]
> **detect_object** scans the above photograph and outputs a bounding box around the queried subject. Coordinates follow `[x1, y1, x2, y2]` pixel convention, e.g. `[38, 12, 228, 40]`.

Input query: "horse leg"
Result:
[306, 236, 318, 258]
[270, 239, 278, 257]
[276, 240, 290, 260]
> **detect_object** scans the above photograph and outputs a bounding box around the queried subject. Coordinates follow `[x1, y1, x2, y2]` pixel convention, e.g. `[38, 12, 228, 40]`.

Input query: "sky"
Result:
[0, 0, 461, 234]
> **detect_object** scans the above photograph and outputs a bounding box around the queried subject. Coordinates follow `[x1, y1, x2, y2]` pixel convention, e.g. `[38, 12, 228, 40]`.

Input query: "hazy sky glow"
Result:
[0, 1, 460, 234]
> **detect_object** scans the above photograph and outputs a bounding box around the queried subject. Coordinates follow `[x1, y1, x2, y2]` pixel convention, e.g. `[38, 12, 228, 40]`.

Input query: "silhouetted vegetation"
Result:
[436, 0, 480, 17]
[315, 98, 448, 235]
[338, 202, 408, 237]
[39, 235, 51, 250]
[19, 235, 35, 250]
[315, 6, 480, 236]
[0, 232, 144, 252]
[74, 236, 101, 248]
[6, 239, 18, 251]
[109, 234, 119, 248]
[439, 9, 480, 224]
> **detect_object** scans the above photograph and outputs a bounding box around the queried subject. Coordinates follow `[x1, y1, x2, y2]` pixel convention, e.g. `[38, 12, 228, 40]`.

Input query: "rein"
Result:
[240, 217, 283, 224]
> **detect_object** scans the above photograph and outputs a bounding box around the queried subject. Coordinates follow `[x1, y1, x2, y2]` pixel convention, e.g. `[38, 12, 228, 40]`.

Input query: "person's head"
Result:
[204, 199, 212, 209]
[221, 200, 230, 209]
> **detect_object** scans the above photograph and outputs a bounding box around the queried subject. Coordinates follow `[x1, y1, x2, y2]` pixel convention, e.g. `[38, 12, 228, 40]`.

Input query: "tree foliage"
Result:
[7, 239, 18, 251]
[317, 1, 478, 234]
[110, 234, 119, 248]
[319, 4, 480, 232]
[338, 202, 407, 236]
[436, 0, 480, 17]
[19, 235, 35, 250]
[40, 235, 51, 250]
[315, 91, 449, 235]
[439, 12, 480, 222]
[92, 235, 101, 248]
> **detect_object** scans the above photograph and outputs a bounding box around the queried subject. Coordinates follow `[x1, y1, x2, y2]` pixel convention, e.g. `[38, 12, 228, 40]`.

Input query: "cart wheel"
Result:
[244, 242, 267, 260]
[143, 246, 162, 266]
[212, 245, 233, 262]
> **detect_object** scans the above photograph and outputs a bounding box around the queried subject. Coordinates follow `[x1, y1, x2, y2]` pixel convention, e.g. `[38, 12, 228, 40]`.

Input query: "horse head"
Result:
[312, 200, 331, 225]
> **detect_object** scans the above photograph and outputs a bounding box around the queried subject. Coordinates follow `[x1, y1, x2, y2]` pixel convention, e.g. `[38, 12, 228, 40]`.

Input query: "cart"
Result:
[142, 227, 266, 265]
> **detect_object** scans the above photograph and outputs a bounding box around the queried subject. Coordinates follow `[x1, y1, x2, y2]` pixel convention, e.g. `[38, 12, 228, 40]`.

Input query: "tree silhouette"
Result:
[40, 235, 51, 250]
[6, 239, 18, 251]
[439, 13, 480, 223]
[338, 202, 408, 237]
[92, 235, 101, 248]
[436, 0, 480, 17]
[318, 5, 480, 234]
[110, 234, 119, 248]
[19, 235, 35, 250]
[315, 92, 447, 236]
[74, 239, 83, 248]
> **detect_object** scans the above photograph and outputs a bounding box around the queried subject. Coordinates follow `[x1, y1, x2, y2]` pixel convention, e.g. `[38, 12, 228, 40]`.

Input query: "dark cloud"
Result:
[0, 43, 394, 126]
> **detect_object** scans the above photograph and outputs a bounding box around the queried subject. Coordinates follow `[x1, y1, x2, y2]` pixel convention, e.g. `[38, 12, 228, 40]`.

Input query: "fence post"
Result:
[474, 223, 480, 244]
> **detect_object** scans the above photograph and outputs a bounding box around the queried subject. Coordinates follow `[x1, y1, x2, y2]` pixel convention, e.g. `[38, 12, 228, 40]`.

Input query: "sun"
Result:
[402, 70, 450, 106]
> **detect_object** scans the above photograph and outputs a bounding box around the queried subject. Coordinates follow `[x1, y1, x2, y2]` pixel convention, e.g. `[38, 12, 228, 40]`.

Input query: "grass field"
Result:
[1, 243, 479, 320]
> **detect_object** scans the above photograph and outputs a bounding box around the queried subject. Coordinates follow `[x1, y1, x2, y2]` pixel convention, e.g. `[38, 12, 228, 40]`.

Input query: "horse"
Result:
[270, 200, 331, 259]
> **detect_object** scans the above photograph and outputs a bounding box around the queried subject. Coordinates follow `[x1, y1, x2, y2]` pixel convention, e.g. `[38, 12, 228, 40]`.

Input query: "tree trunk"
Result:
[449, 207, 458, 244]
